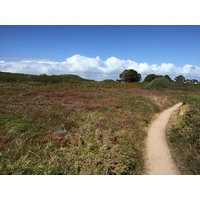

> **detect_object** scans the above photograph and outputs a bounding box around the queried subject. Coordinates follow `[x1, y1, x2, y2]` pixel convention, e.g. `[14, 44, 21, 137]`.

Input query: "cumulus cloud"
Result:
[0, 54, 200, 81]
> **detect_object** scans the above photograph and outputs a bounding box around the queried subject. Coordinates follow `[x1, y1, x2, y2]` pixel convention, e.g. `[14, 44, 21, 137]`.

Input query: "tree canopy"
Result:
[175, 75, 186, 83]
[119, 69, 141, 83]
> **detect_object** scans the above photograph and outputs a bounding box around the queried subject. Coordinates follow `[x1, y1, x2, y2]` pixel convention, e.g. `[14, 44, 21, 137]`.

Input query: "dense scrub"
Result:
[0, 72, 93, 84]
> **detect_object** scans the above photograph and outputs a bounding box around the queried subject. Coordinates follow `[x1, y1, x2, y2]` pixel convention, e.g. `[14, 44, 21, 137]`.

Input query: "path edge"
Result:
[143, 102, 183, 175]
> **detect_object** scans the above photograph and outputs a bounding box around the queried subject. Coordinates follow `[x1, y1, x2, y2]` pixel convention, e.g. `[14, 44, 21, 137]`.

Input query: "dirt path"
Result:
[145, 103, 182, 175]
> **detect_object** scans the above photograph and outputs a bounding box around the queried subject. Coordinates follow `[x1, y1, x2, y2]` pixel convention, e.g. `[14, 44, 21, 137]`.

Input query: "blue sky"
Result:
[0, 25, 200, 81]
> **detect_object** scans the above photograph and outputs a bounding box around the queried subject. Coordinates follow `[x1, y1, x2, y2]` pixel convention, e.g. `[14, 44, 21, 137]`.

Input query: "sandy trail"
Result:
[145, 103, 182, 175]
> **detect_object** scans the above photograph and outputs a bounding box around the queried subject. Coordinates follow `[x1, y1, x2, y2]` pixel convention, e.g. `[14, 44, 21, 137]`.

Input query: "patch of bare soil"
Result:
[145, 103, 183, 175]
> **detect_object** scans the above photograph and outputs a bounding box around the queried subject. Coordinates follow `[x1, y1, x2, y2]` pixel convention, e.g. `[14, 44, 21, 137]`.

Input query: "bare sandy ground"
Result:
[145, 103, 183, 175]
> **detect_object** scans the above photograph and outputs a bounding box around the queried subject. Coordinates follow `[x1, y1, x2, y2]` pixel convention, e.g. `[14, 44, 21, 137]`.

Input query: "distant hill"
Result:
[0, 71, 95, 84]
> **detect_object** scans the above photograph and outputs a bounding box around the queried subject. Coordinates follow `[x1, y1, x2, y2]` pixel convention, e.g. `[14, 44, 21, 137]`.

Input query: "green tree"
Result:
[164, 75, 173, 82]
[175, 75, 186, 83]
[119, 69, 141, 83]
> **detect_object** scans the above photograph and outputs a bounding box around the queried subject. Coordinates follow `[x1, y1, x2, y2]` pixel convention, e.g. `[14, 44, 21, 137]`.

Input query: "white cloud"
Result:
[0, 54, 200, 81]
[65, 54, 102, 74]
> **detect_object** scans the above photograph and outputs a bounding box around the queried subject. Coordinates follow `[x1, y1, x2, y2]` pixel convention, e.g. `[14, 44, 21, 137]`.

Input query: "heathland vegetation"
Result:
[0, 71, 199, 174]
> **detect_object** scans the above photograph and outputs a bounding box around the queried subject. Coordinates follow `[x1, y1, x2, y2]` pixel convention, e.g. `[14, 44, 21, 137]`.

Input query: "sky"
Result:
[0, 25, 200, 81]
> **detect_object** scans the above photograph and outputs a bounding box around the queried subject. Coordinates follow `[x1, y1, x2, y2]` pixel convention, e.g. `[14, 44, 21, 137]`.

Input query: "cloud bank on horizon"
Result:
[0, 54, 200, 81]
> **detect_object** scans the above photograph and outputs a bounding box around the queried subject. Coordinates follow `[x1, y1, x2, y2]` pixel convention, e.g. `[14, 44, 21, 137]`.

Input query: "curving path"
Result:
[145, 103, 182, 175]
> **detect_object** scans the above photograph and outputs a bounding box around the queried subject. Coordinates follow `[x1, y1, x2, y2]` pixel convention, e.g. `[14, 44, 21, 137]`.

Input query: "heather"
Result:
[0, 81, 176, 174]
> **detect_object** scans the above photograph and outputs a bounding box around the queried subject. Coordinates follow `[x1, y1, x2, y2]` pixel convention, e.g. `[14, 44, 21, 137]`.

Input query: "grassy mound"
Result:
[101, 79, 116, 83]
[145, 77, 171, 90]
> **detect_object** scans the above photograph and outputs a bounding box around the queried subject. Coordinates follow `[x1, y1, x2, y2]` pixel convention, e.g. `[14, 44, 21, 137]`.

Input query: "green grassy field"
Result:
[0, 73, 199, 174]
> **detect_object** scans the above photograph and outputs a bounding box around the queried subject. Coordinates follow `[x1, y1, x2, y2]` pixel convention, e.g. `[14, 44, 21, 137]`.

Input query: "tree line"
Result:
[118, 69, 198, 84]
